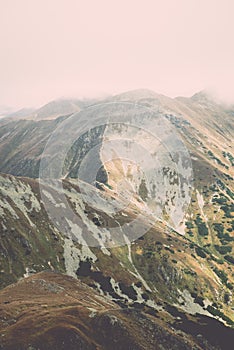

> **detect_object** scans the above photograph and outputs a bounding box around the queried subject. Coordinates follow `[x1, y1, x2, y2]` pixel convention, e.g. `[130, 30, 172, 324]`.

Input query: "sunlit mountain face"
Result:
[0, 90, 233, 349]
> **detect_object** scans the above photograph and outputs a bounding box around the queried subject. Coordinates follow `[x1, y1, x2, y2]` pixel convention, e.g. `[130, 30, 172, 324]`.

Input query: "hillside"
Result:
[2, 271, 234, 350]
[0, 89, 233, 349]
[0, 171, 233, 327]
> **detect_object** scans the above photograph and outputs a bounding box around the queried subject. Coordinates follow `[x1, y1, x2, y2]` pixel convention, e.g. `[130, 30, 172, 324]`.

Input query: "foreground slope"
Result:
[1, 271, 234, 350]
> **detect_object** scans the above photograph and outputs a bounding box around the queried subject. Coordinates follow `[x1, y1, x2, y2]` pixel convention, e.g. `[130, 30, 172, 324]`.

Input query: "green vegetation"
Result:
[213, 267, 228, 285]
[231, 220, 234, 230]
[213, 223, 224, 235]
[208, 150, 228, 169]
[194, 296, 205, 307]
[216, 227, 234, 244]
[138, 179, 148, 201]
[184, 268, 196, 276]
[164, 246, 175, 254]
[224, 255, 234, 265]
[105, 183, 113, 190]
[216, 179, 234, 200]
[212, 196, 227, 205]
[195, 215, 208, 236]
[185, 221, 194, 229]
[223, 151, 234, 166]
[209, 184, 216, 191]
[220, 203, 234, 218]
[195, 247, 206, 258]
[206, 305, 234, 326]
[224, 292, 230, 304]
[214, 245, 232, 255]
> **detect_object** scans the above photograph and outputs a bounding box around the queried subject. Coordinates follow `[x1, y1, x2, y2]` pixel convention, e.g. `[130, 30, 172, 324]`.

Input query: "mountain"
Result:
[2, 98, 98, 122]
[0, 106, 16, 119]
[33, 99, 82, 120]
[0, 89, 233, 349]
[6, 108, 36, 119]
[0, 90, 233, 179]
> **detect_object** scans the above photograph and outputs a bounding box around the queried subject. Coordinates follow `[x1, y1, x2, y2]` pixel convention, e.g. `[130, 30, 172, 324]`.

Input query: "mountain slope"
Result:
[2, 98, 98, 121]
[1, 271, 234, 350]
[0, 89, 233, 348]
[0, 172, 233, 328]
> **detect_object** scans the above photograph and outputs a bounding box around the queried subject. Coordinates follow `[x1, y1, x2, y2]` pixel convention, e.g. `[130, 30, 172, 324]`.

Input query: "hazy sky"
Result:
[0, 0, 234, 108]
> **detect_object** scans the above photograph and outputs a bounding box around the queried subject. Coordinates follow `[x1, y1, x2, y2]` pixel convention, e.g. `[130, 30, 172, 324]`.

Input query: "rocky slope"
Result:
[0, 172, 233, 328]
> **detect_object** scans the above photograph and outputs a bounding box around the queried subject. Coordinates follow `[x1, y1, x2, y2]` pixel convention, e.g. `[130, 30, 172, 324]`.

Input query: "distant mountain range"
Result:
[3, 97, 98, 121]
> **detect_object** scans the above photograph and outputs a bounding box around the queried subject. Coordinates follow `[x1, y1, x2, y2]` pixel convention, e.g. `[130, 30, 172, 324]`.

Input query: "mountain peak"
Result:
[112, 88, 166, 101]
[190, 90, 221, 105]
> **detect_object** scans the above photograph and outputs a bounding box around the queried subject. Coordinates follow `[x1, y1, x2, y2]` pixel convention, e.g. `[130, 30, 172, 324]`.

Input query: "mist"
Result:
[1, 0, 234, 108]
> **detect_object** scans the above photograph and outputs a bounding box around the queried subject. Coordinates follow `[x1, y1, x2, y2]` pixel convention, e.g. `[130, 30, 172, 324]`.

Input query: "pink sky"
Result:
[0, 0, 234, 108]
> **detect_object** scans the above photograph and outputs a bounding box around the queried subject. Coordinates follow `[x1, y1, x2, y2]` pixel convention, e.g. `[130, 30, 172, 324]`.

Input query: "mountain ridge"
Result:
[0, 89, 233, 349]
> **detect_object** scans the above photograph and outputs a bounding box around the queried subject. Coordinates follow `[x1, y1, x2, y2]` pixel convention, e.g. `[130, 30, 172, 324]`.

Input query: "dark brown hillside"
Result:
[1, 272, 233, 350]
